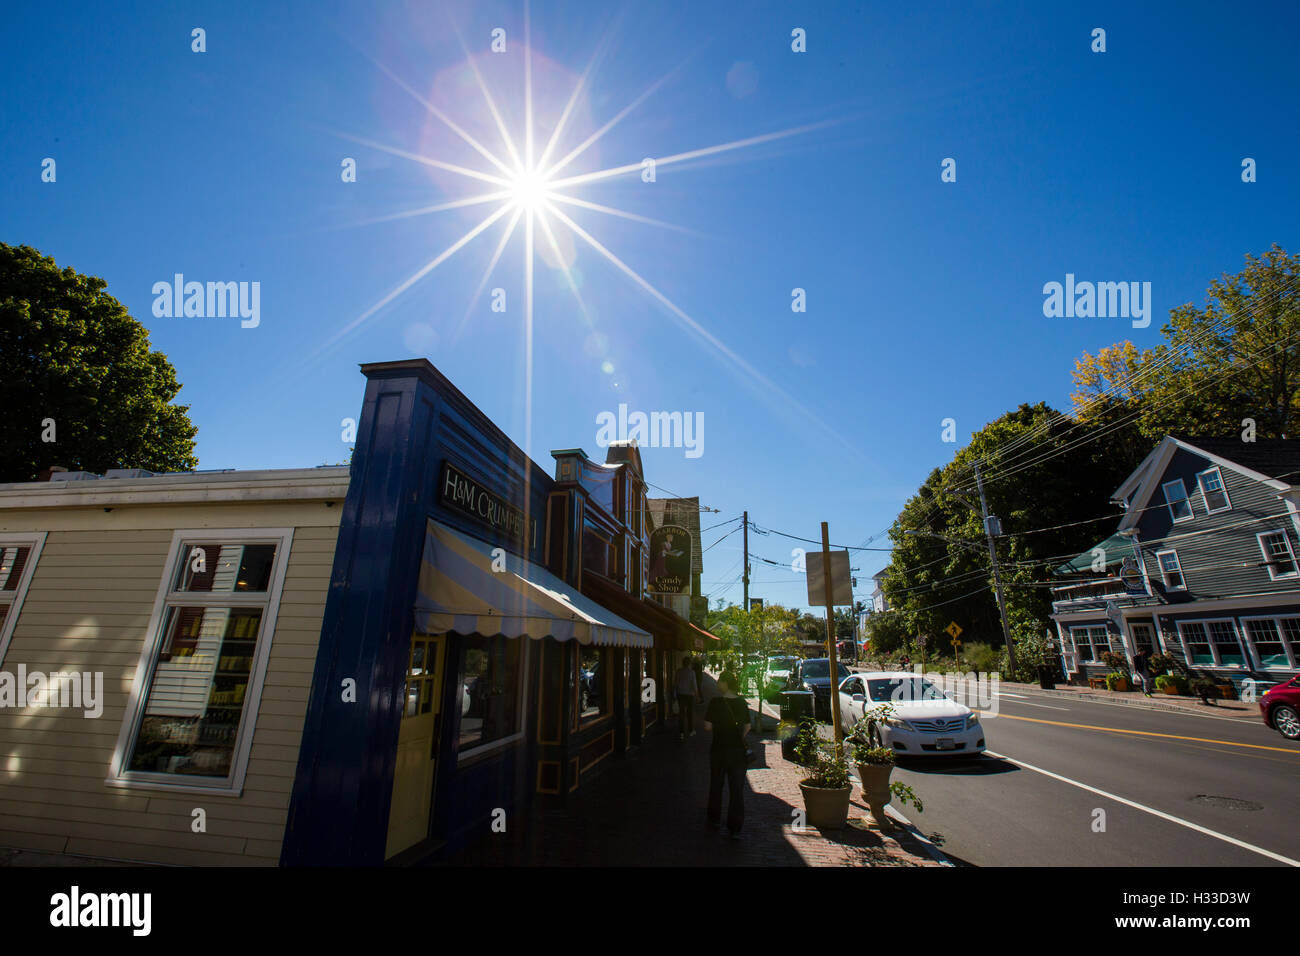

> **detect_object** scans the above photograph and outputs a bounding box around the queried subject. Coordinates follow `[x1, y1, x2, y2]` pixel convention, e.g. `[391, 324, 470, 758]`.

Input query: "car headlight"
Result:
[966, 713, 980, 728]
[885, 717, 915, 731]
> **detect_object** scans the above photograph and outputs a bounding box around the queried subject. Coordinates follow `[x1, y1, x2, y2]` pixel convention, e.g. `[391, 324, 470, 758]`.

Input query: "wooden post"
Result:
[821, 522, 844, 750]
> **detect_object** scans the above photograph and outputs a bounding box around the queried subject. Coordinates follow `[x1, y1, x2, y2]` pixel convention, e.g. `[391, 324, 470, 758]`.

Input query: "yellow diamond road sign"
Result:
[945, 621, 962, 640]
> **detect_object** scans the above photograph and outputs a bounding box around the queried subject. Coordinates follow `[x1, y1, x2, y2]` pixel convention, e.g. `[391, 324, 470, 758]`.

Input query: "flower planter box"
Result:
[1159, 684, 1181, 695]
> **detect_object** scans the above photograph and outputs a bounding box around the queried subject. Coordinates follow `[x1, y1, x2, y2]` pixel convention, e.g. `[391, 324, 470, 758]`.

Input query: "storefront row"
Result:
[0, 359, 709, 866]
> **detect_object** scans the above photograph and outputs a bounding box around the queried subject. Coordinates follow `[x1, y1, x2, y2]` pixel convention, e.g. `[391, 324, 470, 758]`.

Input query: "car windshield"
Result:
[866, 678, 945, 703]
[801, 660, 850, 680]
[768, 657, 796, 668]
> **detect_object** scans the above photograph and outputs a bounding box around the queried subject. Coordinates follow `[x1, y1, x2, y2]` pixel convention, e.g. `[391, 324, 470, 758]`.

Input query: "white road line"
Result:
[997, 692, 1028, 699]
[986, 749, 1300, 867]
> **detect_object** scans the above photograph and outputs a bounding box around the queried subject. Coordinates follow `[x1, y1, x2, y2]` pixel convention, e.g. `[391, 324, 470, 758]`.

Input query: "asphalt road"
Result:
[885, 688, 1300, 867]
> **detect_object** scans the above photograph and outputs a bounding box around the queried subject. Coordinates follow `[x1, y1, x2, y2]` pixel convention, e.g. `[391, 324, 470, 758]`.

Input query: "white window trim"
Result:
[1176, 617, 1246, 668]
[1154, 549, 1185, 591]
[456, 636, 530, 760]
[1162, 479, 1194, 524]
[1069, 625, 1108, 662]
[107, 527, 294, 797]
[1196, 467, 1232, 515]
[1239, 614, 1300, 670]
[1256, 529, 1299, 580]
[0, 532, 48, 666]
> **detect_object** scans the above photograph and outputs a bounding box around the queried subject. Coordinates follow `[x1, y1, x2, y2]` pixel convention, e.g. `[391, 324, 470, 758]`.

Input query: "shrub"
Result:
[1155, 674, 1189, 695]
[1105, 672, 1129, 691]
[962, 641, 1001, 674]
[1148, 653, 1176, 675]
[1100, 650, 1129, 673]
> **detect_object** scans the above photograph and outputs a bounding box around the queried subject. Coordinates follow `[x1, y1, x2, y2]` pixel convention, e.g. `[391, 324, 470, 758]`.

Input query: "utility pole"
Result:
[742, 511, 749, 611]
[974, 463, 1017, 677]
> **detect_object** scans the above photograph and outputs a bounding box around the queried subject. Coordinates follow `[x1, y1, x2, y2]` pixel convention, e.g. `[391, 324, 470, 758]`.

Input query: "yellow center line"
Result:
[982, 711, 1300, 755]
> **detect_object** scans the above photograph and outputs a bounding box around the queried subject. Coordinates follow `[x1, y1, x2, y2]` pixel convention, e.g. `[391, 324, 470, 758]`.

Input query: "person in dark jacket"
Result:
[703, 671, 749, 839]
[1132, 649, 1154, 697]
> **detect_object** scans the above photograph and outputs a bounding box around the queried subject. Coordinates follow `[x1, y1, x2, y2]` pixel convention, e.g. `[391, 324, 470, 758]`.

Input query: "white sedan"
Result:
[837, 671, 986, 757]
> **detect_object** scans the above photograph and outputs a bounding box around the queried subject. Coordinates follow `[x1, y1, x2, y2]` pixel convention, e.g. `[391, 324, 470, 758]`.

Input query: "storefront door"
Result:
[385, 633, 446, 859]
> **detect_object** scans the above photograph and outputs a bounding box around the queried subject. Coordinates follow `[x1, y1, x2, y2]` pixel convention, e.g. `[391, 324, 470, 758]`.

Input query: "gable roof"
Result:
[1114, 435, 1298, 532]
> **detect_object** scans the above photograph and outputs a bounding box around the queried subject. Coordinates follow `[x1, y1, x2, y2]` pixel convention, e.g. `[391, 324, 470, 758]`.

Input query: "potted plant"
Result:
[1192, 677, 1220, 705]
[793, 724, 852, 829]
[845, 709, 923, 829]
[1105, 671, 1130, 692]
[1155, 674, 1189, 695]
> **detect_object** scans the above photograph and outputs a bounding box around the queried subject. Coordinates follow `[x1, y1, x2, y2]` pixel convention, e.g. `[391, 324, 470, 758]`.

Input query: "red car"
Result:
[1259, 676, 1300, 741]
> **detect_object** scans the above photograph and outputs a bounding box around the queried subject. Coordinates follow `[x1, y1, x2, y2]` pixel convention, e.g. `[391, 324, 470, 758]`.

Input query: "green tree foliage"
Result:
[881, 403, 1143, 651]
[0, 244, 199, 481]
[1073, 244, 1300, 441]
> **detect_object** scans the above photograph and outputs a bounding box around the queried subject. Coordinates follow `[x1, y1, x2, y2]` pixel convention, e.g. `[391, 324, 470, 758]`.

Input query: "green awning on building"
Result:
[1054, 531, 1135, 576]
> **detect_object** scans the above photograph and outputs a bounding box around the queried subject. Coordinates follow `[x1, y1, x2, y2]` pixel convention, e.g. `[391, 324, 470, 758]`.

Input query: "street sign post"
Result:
[816, 522, 846, 749]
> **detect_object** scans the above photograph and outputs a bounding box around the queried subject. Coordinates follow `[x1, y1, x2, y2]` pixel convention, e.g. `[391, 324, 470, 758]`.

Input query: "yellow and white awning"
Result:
[413, 519, 652, 648]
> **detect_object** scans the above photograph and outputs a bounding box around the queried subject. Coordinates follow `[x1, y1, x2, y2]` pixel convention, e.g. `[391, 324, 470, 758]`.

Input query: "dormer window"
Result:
[1162, 480, 1193, 523]
[1196, 467, 1231, 513]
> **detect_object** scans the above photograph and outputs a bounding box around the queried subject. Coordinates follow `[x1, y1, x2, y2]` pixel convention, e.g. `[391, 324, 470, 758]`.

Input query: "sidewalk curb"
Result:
[884, 806, 953, 867]
[1000, 683, 1256, 718]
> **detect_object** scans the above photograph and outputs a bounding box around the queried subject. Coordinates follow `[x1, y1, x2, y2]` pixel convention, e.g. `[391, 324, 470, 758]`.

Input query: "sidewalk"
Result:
[436, 700, 942, 867]
[997, 680, 1260, 717]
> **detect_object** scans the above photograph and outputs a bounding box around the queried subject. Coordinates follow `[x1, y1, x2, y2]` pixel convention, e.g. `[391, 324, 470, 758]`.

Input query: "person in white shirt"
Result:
[675, 658, 699, 738]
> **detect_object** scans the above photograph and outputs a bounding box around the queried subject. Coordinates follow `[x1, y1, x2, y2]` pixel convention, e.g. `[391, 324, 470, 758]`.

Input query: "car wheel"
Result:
[1273, 704, 1300, 740]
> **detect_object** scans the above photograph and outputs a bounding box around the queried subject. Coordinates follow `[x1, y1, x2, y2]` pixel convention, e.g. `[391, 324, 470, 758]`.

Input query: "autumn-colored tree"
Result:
[1072, 244, 1300, 443]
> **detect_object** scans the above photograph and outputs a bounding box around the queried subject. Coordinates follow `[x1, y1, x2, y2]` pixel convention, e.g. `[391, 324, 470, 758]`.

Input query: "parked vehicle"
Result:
[1259, 675, 1300, 741]
[786, 658, 850, 719]
[764, 655, 799, 701]
[837, 671, 985, 757]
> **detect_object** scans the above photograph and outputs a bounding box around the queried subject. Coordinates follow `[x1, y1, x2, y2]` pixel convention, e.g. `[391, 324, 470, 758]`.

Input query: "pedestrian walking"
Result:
[692, 656, 704, 704]
[703, 671, 749, 839]
[1133, 649, 1154, 697]
[675, 657, 699, 739]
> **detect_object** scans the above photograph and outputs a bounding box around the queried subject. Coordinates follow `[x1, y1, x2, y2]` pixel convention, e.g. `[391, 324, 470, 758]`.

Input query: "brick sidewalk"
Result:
[436, 711, 940, 867]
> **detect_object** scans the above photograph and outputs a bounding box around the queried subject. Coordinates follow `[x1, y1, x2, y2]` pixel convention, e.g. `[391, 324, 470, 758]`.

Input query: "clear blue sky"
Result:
[3, 0, 1298, 613]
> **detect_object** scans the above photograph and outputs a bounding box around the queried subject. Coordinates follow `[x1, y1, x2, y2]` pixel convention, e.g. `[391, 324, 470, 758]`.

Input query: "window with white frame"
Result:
[114, 530, 292, 791]
[1162, 480, 1193, 523]
[1155, 550, 1185, 590]
[1196, 467, 1231, 513]
[1176, 619, 1243, 667]
[1069, 626, 1110, 663]
[1257, 530, 1298, 579]
[0, 534, 46, 665]
[1241, 618, 1294, 669]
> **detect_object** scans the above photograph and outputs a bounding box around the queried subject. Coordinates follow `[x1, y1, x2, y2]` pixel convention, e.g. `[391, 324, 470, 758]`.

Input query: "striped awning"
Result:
[413, 519, 652, 648]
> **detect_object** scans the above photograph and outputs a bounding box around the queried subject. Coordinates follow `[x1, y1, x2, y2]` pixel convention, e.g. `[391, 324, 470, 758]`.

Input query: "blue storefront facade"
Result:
[281, 360, 695, 866]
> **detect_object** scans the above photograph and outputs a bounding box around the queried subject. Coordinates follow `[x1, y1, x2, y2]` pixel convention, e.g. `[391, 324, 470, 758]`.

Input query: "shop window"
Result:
[115, 531, 292, 791]
[1281, 618, 1300, 667]
[1069, 626, 1108, 662]
[582, 519, 613, 579]
[1257, 530, 1298, 579]
[1196, 467, 1231, 513]
[1162, 480, 1193, 523]
[577, 646, 611, 725]
[457, 635, 523, 753]
[1176, 619, 1242, 666]
[1242, 619, 1291, 668]
[0, 534, 46, 665]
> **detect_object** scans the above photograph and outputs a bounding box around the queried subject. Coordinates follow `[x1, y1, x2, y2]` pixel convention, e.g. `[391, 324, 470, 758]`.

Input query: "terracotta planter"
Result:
[1108, 676, 1129, 692]
[1159, 684, 1180, 695]
[798, 783, 851, 830]
[856, 762, 894, 827]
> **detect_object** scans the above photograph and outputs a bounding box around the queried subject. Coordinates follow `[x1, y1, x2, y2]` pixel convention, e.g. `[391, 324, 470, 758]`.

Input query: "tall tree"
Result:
[1072, 244, 1300, 442]
[0, 244, 199, 480]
